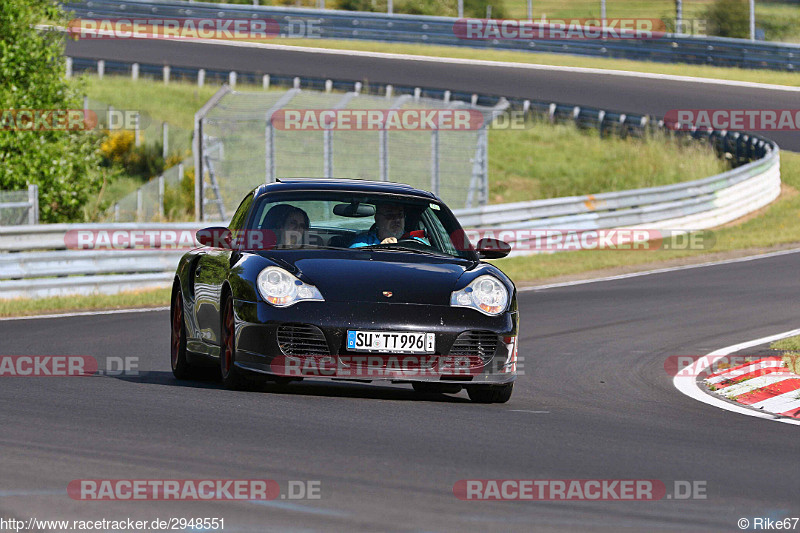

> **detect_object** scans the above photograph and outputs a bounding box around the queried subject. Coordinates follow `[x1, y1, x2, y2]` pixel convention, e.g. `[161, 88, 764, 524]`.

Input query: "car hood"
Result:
[261, 251, 472, 305]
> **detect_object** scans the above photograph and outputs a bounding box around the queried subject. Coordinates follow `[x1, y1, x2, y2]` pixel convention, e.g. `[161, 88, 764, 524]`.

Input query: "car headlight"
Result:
[257, 266, 324, 307]
[450, 275, 509, 316]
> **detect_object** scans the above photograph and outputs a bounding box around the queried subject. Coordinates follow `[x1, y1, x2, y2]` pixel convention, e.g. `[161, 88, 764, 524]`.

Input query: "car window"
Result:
[229, 193, 254, 231]
[249, 192, 472, 259]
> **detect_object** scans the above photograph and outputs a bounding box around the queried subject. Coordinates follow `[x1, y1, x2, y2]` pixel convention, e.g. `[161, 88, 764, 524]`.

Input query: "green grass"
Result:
[0, 288, 170, 318]
[251, 37, 800, 87]
[84, 76, 220, 131]
[492, 150, 800, 282]
[488, 120, 726, 203]
[771, 335, 800, 375]
[771, 335, 800, 352]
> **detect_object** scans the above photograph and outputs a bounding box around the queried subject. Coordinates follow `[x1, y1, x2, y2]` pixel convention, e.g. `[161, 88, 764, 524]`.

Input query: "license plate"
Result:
[347, 330, 435, 354]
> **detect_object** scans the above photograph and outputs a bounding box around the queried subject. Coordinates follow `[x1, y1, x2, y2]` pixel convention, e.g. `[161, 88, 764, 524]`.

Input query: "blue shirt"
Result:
[349, 229, 382, 248]
[349, 229, 430, 248]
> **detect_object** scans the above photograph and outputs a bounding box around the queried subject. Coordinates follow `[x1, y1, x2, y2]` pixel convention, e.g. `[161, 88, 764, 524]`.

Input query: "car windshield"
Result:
[248, 191, 473, 259]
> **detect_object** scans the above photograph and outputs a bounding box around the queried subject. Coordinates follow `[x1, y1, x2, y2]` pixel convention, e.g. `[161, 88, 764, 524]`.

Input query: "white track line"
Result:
[0, 307, 169, 322]
[520, 247, 800, 292]
[673, 328, 800, 425]
[46, 25, 800, 93]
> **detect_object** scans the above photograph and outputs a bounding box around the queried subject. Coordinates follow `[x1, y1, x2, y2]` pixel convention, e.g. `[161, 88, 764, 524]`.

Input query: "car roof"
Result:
[253, 178, 438, 200]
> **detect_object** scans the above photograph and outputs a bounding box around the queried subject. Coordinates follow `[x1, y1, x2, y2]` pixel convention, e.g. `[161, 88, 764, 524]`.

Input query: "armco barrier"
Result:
[0, 144, 780, 298]
[63, 0, 800, 71]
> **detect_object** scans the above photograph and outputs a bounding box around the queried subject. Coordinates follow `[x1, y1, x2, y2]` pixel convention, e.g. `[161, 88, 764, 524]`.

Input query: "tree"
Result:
[0, 0, 108, 222]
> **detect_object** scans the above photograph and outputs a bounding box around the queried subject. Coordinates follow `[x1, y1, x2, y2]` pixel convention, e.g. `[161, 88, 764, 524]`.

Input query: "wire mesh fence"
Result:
[106, 159, 191, 222]
[0, 189, 36, 226]
[197, 87, 507, 221]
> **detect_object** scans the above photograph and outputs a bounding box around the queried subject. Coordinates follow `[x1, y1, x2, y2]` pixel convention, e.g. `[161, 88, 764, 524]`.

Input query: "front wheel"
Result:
[220, 295, 246, 390]
[171, 288, 193, 380]
[466, 383, 513, 404]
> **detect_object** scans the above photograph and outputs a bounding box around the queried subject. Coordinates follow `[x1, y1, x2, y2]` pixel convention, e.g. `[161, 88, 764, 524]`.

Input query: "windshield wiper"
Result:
[359, 245, 454, 258]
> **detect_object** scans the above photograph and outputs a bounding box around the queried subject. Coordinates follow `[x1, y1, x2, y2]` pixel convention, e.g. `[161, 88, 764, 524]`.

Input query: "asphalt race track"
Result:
[2, 251, 799, 531]
[7, 36, 792, 531]
[64, 38, 800, 151]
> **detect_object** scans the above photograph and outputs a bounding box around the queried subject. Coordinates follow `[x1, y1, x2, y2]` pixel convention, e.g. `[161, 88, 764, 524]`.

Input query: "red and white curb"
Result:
[705, 357, 800, 418]
[674, 328, 800, 425]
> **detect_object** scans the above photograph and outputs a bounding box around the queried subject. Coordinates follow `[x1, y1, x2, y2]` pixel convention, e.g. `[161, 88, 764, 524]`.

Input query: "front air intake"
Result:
[277, 324, 330, 355]
[449, 331, 498, 363]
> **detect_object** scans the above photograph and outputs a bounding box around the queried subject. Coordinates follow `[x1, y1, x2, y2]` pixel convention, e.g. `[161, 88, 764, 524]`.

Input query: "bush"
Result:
[100, 130, 166, 181]
[163, 166, 195, 221]
[703, 0, 750, 38]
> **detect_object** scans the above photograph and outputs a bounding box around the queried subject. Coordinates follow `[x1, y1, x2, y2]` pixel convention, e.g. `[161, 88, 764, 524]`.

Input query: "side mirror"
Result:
[475, 238, 511, 259]
[196, 227, 232, 249]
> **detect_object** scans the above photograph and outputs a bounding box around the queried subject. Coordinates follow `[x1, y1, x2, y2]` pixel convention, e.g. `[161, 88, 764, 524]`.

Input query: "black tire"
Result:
[170, 287, 193, 380]
[220, 294, 247, 390]
[466, 383, 514, 404]
[412, 382, 463, 394]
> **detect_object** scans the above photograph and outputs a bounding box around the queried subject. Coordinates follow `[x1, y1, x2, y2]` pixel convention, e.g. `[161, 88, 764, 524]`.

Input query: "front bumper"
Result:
[232, 299, 518, 385]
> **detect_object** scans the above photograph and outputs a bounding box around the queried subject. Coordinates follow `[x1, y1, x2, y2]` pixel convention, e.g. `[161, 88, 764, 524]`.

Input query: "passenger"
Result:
[262, 204, 309, 247]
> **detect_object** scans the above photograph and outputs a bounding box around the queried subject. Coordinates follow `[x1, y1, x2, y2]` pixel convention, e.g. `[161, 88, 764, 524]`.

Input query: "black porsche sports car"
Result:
[170, 178, 518, 403]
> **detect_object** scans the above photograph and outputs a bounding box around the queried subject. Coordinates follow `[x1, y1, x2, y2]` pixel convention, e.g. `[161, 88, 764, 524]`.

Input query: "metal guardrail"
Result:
[0, 223, 200, 299]
[0, 185, 39, 226]
[63, 0, 800, 71]
[0, 142, 780, 296]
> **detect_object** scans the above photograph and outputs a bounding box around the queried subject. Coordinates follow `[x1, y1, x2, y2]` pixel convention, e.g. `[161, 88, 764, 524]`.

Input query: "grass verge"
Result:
[770, 335, 800, 374]
[771, 335, 800, 352]
[0, 288, 171, 318]
[84, 76, 220, 131]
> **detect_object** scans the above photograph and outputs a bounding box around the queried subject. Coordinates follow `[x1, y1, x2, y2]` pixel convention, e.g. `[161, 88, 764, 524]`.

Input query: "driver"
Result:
[349, 203, 427, 248]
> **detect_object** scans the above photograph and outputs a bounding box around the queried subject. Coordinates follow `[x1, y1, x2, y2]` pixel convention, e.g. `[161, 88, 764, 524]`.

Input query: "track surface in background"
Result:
[64, 38, 800, 151]
[2, 253, 799, 531]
